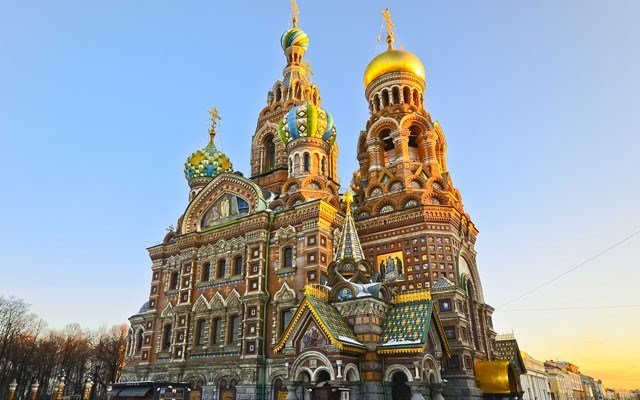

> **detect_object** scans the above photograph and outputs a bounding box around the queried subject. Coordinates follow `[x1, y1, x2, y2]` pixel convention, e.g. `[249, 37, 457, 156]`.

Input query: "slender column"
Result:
[392, 129, 410, 163]
[422, 131, 441, 177]
[366, 138, 383, 172]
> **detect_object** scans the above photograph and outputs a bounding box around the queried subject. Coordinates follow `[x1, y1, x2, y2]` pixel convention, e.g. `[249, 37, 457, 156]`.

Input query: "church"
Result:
[120, 4, 521, 400]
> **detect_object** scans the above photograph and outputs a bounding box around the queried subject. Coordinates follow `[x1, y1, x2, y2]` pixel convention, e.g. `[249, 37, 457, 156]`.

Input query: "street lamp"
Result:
[83, 379, 93, 400]
[31, 381, 39, 400]
[9, 379, 18, 400]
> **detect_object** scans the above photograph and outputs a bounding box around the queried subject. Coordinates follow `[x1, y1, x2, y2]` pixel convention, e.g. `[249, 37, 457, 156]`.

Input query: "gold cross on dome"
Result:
[342, 190, 354, 216]
[290, 0, 300, 28]
[382, 8, 395, 50]
[208, 106, 221, 141]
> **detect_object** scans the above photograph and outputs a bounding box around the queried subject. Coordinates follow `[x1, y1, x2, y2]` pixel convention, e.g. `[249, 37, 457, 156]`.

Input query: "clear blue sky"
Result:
[1, 0, 639, 388]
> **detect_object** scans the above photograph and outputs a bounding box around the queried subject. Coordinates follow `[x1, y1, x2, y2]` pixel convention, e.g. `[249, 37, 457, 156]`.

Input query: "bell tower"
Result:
[353, 9, 456, 213]
[250, 1, 328, 195]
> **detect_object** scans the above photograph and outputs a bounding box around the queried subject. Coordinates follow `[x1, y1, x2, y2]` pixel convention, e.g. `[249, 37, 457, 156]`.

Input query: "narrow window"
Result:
[196, 320, 206, 346]
[162, 324, 172, 350]
[136, 330, 143, 353]
[211, 318, 222, 345]
[264, 135, 275, 171]
[201, 262, 211, 282]
[228, 315, 239, 344]
[169, 272, 179, 290]
[234, 256, 243, 275]
[303, 153, 310, 172]
[217, 259, 226, 279]
[280, 309, 293, 335]
[283, 247, 293, 268]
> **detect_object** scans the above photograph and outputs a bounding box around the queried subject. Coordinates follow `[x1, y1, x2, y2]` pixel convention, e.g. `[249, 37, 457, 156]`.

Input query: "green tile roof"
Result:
[306, 296, 364, 348]
[378, 299, 433, 350]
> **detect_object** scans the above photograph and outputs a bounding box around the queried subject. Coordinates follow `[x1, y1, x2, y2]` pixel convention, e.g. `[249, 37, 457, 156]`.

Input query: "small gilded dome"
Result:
[184, 141, 233, 181]
[278, 102, 336, 147]
[363, 49, 426, 88]
[281, 27, 309, 51]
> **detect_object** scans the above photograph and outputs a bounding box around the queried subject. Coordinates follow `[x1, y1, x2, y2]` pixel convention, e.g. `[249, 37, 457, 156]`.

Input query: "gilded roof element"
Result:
[363, 8, 426, 87]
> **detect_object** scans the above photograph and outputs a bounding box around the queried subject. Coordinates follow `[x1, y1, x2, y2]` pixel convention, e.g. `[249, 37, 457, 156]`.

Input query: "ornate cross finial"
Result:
[342, 190, 354, 216]
[290, 0, 300, 28]
[208, 106, 221, 142]
[382, 8, 395, 50]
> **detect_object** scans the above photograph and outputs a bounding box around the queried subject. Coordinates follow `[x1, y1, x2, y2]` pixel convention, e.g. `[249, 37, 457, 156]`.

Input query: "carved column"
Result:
[392, 130, 410, 164]
[422, 131, 441, 177]
[366, 138, 383, 172]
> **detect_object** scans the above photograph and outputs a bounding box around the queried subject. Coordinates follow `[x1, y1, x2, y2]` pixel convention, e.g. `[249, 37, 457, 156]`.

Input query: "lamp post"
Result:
[31, 381, 39, 400]
[56, 377, 65, 400]
[83, 379, 93, 400]
[9, 379, 18, 400]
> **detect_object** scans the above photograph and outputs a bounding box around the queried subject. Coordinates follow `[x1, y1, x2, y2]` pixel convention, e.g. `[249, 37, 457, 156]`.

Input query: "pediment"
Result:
[181, 173, 272, 233]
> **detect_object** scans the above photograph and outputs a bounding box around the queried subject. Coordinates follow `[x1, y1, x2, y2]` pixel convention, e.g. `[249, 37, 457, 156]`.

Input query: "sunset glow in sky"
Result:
[1, 0, 639, 389]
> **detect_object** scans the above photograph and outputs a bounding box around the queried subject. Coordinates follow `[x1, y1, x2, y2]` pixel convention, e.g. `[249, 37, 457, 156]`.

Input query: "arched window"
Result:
[234, 256, 243, 276]
[283, 247, 293, 268]
[374, 94, 381, 112]
[196, 319, 206, 346]
[408, 125, 422, 162]
[275, 86, 282, 102]
[413, 89, 420, 106]
[162, 324, 172, 350]
[136, 330, 143, 353]
[392, 87, 400, 105]
[169, 272, 179, 290]
[303, 153, 310, 172]
[264, 134, 275, 171]
[293, 153, 300, 175]
[382, 89, 390, 107]
[403, 87, 411, 105]
[201, 262, 211, 282]
[217, 259, 226, 279]
[321, 156, 326, 176]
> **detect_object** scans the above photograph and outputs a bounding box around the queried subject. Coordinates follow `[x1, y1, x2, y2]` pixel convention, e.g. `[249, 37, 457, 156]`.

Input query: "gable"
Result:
[181, 173, 271, 233]
[273, 289, 366, 354]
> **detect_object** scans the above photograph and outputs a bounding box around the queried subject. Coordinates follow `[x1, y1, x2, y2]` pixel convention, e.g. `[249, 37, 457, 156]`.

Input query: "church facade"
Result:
[121, 6, 513, 400]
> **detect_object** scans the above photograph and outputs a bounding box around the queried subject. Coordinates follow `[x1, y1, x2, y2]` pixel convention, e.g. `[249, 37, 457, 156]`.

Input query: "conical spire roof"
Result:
[334, 191, 365, 262]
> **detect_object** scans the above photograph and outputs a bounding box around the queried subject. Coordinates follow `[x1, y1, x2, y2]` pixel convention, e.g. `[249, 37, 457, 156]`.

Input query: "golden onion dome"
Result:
[363, 49, 426, 88]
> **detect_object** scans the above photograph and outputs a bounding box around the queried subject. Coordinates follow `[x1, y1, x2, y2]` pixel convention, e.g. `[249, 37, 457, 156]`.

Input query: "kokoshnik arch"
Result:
[120, 4, 520, 400]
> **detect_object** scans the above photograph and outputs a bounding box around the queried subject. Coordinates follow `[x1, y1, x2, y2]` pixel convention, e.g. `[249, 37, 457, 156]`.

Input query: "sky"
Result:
[1, 0, 639, 390]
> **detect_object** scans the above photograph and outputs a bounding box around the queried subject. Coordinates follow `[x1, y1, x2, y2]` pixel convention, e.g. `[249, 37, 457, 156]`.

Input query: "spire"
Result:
[382, 8, 395, 50]
[207, 106, 221, 144]
[335, 191, 365, 261]
[290, 0, 299, 28]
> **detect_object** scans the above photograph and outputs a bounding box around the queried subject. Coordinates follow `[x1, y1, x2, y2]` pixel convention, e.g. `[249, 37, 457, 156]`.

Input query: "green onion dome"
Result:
[278, 101, 337, 147]
[184, 107, 233, 182]
[184, 141, 233, 181]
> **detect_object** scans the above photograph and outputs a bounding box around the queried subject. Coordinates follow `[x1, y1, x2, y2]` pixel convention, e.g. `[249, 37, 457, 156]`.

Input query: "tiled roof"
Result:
[334, 211, 364, 261]
[306, 296, 364, 348]
[378, 298, 433, 351]
[273, 288, 365, 353]
[496, 337, 527, 375]
[432, 277, 455, 290]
